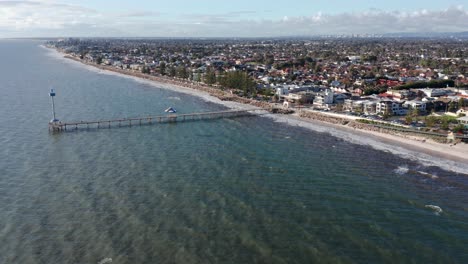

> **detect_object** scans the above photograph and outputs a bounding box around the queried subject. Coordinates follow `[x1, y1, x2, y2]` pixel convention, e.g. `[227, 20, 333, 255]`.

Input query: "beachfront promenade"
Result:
[49, 108, 267, 132]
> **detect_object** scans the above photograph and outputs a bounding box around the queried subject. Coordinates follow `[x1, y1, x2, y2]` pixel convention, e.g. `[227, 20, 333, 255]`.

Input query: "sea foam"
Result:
[394, 165, 409, 175]
[98, 258, 112, 264]
[425, 205, 443, 216]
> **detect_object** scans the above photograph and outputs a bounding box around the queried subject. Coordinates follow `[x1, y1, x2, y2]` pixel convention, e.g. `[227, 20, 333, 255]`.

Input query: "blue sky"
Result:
[0, 0, 467, 37]
[70, 0, 465, 17]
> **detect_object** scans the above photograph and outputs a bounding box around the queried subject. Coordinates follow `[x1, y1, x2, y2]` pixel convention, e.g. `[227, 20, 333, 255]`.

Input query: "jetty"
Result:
[48, 108, 267, 132]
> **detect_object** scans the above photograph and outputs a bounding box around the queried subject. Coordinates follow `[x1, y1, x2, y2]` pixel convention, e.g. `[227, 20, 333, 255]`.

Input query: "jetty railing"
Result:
[49, 108, 267, 132]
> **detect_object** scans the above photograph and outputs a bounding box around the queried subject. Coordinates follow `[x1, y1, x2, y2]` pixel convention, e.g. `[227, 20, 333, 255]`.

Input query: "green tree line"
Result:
[218, 71, 257, 96]
[393, 80, 455, 90]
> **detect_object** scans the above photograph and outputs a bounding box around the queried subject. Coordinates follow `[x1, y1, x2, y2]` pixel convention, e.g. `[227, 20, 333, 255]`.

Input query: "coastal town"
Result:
[4, 0, 468, 260]
[47, 38, 468, 143]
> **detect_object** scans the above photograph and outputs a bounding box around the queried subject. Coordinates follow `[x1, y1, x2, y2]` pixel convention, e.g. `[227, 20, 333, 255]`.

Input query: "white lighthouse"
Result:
[49, 88, 59, 122]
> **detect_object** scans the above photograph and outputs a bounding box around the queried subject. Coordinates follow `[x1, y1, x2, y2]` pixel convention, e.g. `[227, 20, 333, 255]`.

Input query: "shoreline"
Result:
[291, 113, 468, 164]
[43, 46, 468, 173]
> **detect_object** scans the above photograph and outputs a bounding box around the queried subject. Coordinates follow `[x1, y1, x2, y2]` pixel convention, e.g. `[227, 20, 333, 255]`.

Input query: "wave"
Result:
[269, 114, 468, 175]
[394, 165, 409, 175]
[425, 205, 443, 216]
[417, 171, 439, 179]
[98, 258, 112, 264]
[394, 166, 439, 179]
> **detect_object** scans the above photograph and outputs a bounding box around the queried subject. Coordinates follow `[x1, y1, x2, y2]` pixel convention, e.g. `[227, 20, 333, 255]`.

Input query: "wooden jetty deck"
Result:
[49, 108, 267, 131]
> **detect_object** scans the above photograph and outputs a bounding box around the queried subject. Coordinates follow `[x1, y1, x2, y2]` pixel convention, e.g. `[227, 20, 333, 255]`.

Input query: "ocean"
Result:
[0, 40, 467, 263]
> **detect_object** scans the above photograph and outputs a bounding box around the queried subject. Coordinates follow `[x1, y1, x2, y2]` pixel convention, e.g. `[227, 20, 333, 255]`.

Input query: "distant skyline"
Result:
[1, 0, 468, 37]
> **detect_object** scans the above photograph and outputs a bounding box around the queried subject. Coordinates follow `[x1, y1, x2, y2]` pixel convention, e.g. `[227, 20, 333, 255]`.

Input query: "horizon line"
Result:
[2, 32, 468, 41]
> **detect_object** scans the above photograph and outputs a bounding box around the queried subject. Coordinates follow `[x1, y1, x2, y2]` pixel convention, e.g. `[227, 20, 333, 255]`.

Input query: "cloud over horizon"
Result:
[0, 1, 467, 37]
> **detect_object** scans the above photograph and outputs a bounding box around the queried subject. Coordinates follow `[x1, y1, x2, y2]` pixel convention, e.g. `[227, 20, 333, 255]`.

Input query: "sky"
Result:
[0, 0, 467, 37]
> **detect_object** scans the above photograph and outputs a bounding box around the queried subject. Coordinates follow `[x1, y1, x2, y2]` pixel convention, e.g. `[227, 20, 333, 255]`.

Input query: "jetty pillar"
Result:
[48, 121, 63, 131]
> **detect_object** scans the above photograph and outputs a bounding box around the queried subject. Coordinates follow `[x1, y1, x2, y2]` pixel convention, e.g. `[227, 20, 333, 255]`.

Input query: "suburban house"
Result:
[376, 100, 393, 115]
[333, 93, 350, 104]
[376, 100, 406, 115]
[276, 87, 289, 97]
[284, 92, 314, 103]
[313, 89, 334, 108]
[344, 99, 366, 113]
[403, 100, 427, 113]
[283, 93, 302, 102]
[420, 88, 449, 97]
[363, 101, 377, 115]
[389, 90, 414, 101]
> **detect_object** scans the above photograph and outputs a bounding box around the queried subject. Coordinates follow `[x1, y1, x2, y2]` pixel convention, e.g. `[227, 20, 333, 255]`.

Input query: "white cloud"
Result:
[115, 11, 160, 18]
[164, 7, 468, 37]
[0, 0, 100, 33]
[0, 2, 467, 37]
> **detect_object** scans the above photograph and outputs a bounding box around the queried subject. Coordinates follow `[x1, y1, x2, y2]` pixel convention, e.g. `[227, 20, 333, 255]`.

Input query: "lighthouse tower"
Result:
[49, 88, 58, 122]
[48, 88, 61, 130]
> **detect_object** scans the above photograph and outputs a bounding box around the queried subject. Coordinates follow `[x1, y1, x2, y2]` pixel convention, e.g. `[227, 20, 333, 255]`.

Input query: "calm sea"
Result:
[0, 40, 467, 264]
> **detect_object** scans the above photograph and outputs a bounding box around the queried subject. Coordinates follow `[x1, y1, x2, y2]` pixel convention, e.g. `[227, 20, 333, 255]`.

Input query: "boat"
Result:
[165, 107, 177, 113]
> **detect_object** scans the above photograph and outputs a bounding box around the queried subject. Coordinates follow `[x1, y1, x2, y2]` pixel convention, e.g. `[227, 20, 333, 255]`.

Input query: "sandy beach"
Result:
[43, 46, 468, 174]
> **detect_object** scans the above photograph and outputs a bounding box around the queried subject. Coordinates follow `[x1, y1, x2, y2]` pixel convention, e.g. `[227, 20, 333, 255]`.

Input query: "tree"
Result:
[264, 54, 275, 65]
[425, 115, 437, 128]
[453, 124, 465, 133]
[167, 65, 176, 77]
[448, 101, 456, 112]
[363, 55, 378, 63]
[405, 113, 413, 125]
[188, 70, 193, 81]
[193, 71, 201, 82]
[159, 62, 166, 75]
[96, 56, 103, 64]
[393, 80, 455, 90]
[141, 66, 150, 74]
[204, 67, 217, 85]
[177, 65, 188, 79]
[441, 119, 449, 130]
[219, 70, 256, 96]
[314, 64, 322, 73]
[79, 51, 87, 60]
[459, 98, 465, 109]
[382, 112, 391, 120]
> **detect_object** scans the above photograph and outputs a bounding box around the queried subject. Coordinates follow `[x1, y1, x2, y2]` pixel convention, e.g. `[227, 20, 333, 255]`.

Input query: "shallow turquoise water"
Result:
[0, 40, 467, 263]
